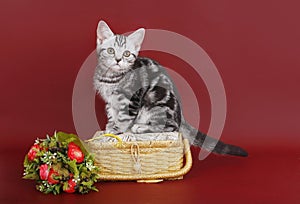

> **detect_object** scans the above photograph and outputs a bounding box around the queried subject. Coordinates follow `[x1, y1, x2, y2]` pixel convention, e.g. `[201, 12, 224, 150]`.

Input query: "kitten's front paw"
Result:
[131, 124, 148, 134]
[105, 128, 121, 135]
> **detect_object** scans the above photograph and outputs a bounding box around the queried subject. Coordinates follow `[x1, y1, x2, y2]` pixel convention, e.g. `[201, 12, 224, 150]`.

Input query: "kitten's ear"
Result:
[128, 28, 145, 51]
[97, 20, 114, 44]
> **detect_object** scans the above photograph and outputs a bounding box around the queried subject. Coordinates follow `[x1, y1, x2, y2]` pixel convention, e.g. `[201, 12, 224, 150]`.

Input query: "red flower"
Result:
[39, 164, 49, 180]
[47, 169, 59, 184]
[67, 142, 84, 163]
[64, 179, 77, 193]
[27, 144, 40, 161]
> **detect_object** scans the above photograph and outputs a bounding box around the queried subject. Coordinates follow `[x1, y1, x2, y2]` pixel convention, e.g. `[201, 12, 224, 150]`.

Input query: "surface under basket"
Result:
[86, 132, 192, 182]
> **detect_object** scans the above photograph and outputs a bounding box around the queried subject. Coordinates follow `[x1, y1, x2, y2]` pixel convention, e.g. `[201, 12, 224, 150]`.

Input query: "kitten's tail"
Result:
[179, 120, 248, 157]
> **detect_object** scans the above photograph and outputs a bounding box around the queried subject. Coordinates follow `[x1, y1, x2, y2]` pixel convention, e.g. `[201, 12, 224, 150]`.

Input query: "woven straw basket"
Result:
[86, 132, 192, 183]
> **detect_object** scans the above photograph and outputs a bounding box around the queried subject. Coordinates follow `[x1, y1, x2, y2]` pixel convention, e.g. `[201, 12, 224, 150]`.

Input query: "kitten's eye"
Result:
[123, 50, 131, 57]
[107, 47, 115, 55]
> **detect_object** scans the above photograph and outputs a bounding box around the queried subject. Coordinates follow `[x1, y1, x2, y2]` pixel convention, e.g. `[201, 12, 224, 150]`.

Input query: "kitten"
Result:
[93, 20, 248, 157]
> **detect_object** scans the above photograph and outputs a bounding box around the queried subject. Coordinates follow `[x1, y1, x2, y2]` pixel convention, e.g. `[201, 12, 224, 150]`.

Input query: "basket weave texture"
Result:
[86, 132, 192, 181]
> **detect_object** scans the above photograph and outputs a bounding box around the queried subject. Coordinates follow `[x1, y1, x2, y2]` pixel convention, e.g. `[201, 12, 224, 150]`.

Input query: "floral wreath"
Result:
[23, 131, 100, 194]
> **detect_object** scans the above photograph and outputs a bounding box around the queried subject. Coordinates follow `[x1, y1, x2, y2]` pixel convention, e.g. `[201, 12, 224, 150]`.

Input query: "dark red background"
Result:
[1, 0, 299, 203]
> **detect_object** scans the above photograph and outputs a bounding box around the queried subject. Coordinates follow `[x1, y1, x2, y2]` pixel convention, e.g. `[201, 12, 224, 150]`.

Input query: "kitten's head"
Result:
[96, 20, 145, 75]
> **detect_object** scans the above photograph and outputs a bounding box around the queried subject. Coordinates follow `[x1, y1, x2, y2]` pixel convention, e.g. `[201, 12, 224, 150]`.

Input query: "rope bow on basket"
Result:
[131, 143, 142, 174]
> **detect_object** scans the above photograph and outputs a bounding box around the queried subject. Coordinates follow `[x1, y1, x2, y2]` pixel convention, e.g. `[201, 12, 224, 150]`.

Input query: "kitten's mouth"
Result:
[113, 64, 121, 68]
[111, 64, 127, 72]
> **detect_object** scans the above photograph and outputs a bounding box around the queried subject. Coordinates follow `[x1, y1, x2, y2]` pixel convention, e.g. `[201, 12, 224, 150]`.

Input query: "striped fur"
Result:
[93, 20, 248, 157]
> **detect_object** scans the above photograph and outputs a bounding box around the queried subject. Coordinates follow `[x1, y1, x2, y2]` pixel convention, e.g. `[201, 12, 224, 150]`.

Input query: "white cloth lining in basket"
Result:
[92, 131, 180, 142]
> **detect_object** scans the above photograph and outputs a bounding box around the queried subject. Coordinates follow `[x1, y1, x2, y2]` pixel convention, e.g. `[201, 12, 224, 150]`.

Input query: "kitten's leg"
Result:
[131, 106, 179, 134]
[131, 124, 176, 133]
[109, 95, 136, 134]
[105, 103, 116, 132]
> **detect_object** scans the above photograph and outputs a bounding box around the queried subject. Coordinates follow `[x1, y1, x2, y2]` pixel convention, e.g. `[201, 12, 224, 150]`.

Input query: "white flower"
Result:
[86, 161, 96, 171]
[34, 138, 40, 145]
[72, 177, 80, 184]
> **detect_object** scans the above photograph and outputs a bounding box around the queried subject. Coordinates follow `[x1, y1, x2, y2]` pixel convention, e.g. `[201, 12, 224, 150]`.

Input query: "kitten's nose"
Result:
[116, 58, 121, 63]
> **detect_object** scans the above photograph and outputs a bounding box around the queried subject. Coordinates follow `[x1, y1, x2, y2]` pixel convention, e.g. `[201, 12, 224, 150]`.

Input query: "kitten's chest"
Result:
[98, 83, 119, 102]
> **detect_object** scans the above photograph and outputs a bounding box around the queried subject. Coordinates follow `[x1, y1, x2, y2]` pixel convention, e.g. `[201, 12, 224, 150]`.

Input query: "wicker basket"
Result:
[86, 132, 192, 182]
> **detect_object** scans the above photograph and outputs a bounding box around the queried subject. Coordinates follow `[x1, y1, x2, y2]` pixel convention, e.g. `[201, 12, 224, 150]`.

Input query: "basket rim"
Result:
[87, 139, 183, 149]
[86, 132, 184, 149]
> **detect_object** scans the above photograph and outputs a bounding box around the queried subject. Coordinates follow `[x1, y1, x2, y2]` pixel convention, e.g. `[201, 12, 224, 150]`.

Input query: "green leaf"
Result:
[81, 180, 93, 188]
[56, 131, 89, 156]
[79, 186, 84, 193]
[23, 155, 29, 166]
[52, 163, 69, 177]
[63, 181, 69, 191]
[91, 186, 99, 192]
[44, 188, 52, 194]
[80, 171, 88, 179]
[54, 185, 61, 195]
[80, 166, 88, 173]
[48, 138, 57, 148]
[23, 172, 39, 180]
[66, 159, 79, 178]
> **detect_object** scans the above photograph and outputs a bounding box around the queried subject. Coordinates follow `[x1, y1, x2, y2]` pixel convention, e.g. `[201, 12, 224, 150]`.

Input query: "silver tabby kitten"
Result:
[94, 20, 247, 157]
